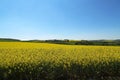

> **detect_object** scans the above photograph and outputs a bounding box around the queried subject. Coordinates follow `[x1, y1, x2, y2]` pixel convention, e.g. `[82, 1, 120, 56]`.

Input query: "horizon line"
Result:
[0, 37, 120, 41]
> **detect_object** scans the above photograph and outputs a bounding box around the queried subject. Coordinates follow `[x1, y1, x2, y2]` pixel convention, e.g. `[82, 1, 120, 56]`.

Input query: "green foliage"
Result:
[27, 39, 120, 46]
[0, 38, 120, 46]
[0, 38, 20, 42]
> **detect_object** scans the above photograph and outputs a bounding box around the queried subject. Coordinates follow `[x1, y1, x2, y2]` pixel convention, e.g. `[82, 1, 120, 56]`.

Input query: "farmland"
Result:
[0, 42, 120, 80]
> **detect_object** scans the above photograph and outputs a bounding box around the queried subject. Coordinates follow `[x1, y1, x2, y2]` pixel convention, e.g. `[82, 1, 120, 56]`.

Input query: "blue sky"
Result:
[0, 0, 120, 40]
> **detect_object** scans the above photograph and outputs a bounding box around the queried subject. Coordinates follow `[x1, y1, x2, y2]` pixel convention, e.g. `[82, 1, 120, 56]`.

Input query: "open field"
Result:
[0, 42, 120, 80]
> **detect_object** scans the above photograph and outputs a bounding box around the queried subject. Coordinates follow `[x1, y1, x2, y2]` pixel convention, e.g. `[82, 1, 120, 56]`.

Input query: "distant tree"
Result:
[64, 39, 69, 42]
[75, 40, 93, 45]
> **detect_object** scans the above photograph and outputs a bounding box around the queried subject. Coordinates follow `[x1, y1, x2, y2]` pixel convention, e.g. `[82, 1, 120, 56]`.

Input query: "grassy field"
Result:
[0, 42, 120, 80]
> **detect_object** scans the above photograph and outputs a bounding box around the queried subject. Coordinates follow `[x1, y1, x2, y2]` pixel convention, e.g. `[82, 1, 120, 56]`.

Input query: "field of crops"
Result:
[0, 42, 120, 80]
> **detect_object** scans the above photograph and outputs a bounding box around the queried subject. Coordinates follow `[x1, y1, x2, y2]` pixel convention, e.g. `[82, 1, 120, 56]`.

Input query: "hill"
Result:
[0, 38, 20, 42]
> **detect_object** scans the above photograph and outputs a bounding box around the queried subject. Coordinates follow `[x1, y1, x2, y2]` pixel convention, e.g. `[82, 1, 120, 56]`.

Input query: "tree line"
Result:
[0, 38, 120, 46]
[26, 39, 120, 46]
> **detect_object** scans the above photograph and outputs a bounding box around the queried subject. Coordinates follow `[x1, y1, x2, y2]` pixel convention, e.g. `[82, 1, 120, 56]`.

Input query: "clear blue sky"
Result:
[0, 0, 120, 40]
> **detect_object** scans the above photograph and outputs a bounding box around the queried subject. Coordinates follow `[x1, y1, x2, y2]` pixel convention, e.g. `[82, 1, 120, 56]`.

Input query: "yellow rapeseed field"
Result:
[0, 42, 120, 80]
